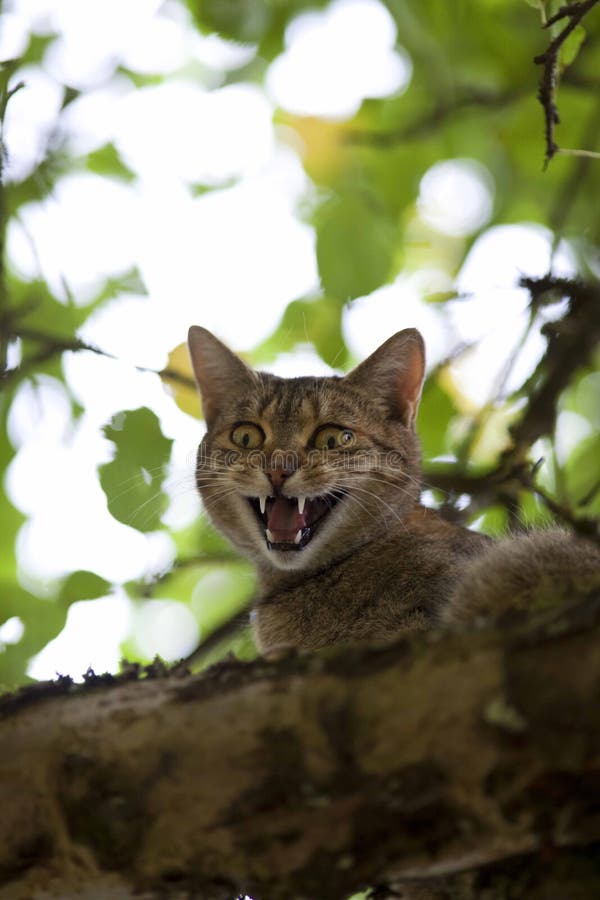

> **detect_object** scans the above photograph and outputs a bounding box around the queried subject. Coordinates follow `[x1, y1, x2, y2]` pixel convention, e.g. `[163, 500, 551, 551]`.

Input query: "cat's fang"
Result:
[297, 496, 306, 515]
[294, 529, 302, 544]
[266, 528, 275, 543]
[259, 496, 267, 515]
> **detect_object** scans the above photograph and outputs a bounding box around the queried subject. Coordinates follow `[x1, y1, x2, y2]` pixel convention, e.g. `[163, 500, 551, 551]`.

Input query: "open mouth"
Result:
[248, 493, 341, 551]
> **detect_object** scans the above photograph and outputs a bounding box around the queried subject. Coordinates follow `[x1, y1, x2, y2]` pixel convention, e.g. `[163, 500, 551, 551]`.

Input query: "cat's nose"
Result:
[268, 467, 295, 490]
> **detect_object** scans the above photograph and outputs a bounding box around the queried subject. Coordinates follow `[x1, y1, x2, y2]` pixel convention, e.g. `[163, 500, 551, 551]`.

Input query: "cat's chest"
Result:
[253, 540, 445, 653]
[250, 509, 493, 654]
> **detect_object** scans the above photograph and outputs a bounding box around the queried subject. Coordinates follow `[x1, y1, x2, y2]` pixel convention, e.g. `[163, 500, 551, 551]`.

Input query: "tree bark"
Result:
[1, 599, 599, 900]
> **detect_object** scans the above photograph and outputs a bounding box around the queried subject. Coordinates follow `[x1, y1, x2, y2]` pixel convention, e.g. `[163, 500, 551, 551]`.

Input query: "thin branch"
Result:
[423, 274, 600, 537]
[0, 79, 24, 122]
[545, 0, 598, 27]
[346, 87, 526, 148]
[534, 0, 600, 166]
[0, 67, 27, 373]
[511, 275, 600, 448]
[0, 323, 197, 390]
[345, 67, 597, 151]
[152, 365, 196, 390]
[549, 95, 600, 245]
[425, 460, 599, 541]
[1, 334, 112, 382]
[515, 460, 600, 538]
[557, 146, 600, 159]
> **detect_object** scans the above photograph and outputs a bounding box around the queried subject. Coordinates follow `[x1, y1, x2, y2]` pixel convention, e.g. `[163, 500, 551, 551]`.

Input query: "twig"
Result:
[425, 274, 600, 536]
[557, 146, 600, 159]
[0, 67, 27, 372]
[348, 62, 600, 152]
[534, 0, 600, 166]
[346, 87, 525, 148]
[511, 275, 600, 449]
[425, 460, 599, 541]
[0, 322, 197, 390]
[1, 331, 113, 382]
[153, 365, 196, 390]
[545, 0, 598, 27]
[0, 79, 24, 123]
[549, 95, 600, 247]
[514, 460, 600, 539]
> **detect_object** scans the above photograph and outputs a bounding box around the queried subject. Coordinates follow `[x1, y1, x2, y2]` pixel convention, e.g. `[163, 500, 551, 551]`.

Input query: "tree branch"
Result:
[345, 87, 526, 148]
[424, 459, 599, 541]
[534, 0, 600, 166]
[0, 322, 197, 391]
[512, 275, 600, 449]
[1, 600, 599, 899]
[423, 274, 600, 537]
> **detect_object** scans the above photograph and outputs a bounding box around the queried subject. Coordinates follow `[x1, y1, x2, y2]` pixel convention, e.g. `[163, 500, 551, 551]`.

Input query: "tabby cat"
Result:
[188, 326, 600, 655]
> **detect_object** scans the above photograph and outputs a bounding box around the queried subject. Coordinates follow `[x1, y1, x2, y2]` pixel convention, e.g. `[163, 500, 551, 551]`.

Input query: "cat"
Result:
[187, 325, 600, 656]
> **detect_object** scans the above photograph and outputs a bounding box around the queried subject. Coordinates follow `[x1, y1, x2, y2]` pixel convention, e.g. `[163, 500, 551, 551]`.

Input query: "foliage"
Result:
[1, 0, 599, 689]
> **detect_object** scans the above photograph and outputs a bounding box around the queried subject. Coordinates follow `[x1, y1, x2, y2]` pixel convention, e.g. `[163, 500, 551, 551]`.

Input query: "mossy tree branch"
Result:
[1, 598, 599, 900]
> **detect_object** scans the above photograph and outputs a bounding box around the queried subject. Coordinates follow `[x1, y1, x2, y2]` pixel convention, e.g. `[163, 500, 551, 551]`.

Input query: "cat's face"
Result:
[188, 328, 425, 574]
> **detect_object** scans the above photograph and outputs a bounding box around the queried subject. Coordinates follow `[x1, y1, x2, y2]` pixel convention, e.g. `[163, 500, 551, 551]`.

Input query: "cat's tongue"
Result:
[267, 497, 305, 543]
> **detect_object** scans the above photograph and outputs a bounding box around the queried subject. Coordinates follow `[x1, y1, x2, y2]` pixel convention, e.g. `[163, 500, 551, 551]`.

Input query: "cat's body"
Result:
[188, 326, 600, 655]
[255, 504, 490, 650]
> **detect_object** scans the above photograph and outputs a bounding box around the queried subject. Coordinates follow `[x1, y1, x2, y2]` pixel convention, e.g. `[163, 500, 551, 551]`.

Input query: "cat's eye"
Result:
[313, 426, 355, 451]
[230, 423, 265, 450]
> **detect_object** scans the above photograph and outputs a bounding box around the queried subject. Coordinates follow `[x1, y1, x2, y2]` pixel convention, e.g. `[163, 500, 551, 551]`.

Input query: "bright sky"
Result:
[1, 0, 583, 679]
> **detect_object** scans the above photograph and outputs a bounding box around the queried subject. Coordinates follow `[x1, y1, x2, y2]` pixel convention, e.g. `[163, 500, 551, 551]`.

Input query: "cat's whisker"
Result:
[100, 469, 171, 505]
[329, 488, 379, 524]
[203, 487, 244, 506]
[362, 479, 420, 506]
[333, 484, 408, 527]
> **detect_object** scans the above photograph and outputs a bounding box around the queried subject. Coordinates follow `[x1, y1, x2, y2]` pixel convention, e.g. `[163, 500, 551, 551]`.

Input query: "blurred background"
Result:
[1, 0, 599, 687]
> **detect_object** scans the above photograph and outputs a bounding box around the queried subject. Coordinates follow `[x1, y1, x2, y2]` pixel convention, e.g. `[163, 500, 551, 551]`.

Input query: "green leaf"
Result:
[8, 277, 102, 341]
[5, 151, 70, 214]
[58, 571, 111, 606]
[253, 295, 349, 368]
[144, 560, 255, 631]
[188, 0, 271, 43]
[468, 505, 509, 537]
[22, 33, 58, 67]
[0, 396, 24, 581]
[95, 267, 147, 303]
[196, 524, 234, 557]
[564, 433, 600, 511]
[0, 582, 69, 689]
[186, 0, 329, 54]
[316, 194, 398, 301]
[86, 143, 136, 182]
[190, 563, 254, 629]
[559, 24, 586, 70]
[575, 371, 600, 429]
[417, 374, 457, 461]
[519, 491, 554, 528]
[99, 408, 173, 532]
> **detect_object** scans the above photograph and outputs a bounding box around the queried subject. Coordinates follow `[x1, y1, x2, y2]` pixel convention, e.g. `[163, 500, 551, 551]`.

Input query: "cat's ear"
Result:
[188, 326, 257, 425]
[344, 329, 425, 427]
